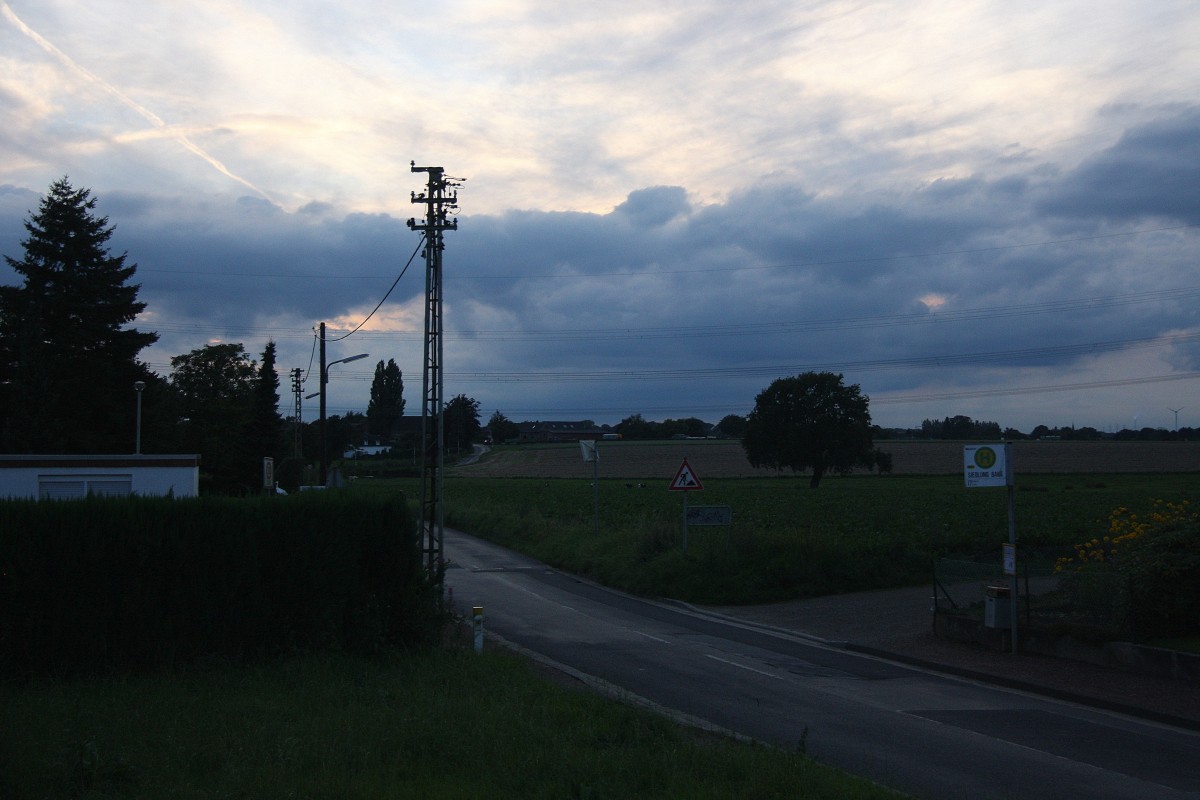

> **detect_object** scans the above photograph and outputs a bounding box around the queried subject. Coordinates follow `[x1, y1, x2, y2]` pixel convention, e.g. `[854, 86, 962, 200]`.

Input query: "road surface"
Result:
[443, 527, 1200, 800]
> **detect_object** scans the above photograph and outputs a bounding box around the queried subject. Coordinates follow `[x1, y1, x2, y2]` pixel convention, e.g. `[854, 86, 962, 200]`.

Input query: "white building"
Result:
[0, 454, 201, 500]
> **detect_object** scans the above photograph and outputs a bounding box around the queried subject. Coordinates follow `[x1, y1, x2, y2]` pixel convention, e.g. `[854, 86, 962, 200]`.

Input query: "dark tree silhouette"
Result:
[0, 178, 158, 452]
[743, 372, 886, 488]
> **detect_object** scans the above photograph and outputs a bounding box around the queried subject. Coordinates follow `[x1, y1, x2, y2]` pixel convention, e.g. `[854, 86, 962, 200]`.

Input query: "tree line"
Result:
[3, 179, 1188, 495]
[0, 179, 416, 492]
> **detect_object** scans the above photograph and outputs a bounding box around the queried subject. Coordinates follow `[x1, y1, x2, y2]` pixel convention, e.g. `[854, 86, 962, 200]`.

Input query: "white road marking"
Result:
[705, 654, 784, 680]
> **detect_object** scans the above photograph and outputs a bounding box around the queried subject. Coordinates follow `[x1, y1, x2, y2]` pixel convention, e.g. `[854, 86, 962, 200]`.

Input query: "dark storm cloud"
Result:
[96, 192, 420, 326]
[2, 103, 1198, 430]
[1039, 106, 1200, 224]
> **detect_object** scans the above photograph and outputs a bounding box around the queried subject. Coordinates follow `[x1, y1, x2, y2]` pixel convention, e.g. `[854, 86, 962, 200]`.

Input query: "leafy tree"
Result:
[716, 414, 748, 439]
[0, 178, 158, 452]
[367, 359, 405, 439]
[170, 343, 258, 493]
[742, 372, 885, 488]
[487, 410, 520, 444]
[920, 415, 1002, 440]
[616, 413, 655, 440]
[655, 417, 710, 438]
[443, 394, 481, 455]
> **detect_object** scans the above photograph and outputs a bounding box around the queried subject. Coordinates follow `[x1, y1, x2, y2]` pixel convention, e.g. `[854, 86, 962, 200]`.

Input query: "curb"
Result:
[671, 601, 1200, 733]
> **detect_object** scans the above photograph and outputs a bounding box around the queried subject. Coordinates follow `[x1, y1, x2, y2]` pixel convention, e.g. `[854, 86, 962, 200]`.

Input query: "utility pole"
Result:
[408, 163, 459, 582]
[319, 322, 327, 485]
[291, 368, 303, 457]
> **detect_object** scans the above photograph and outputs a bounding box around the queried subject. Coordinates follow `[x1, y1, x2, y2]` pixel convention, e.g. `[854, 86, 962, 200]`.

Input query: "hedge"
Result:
[0, 492, 443, 681]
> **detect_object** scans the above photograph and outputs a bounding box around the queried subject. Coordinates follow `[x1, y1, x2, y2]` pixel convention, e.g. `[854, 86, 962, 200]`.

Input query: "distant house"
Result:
[517, 421, 610, 442]
[0, 454, 201, 500]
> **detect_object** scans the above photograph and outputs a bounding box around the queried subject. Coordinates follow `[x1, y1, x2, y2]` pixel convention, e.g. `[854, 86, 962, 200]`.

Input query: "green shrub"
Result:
[0, 492, 444, 681]
[1056, 500, 1200, 637]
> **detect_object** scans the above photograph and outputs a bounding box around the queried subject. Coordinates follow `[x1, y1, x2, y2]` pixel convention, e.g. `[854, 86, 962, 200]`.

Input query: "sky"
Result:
[2, 0, 1198, 434]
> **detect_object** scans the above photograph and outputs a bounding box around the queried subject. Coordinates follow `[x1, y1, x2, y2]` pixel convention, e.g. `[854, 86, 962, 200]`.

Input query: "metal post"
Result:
[291, 368, 303, 458]
[682, 490, 690, 553]
[409, 164, 459, 583]
[1006, 443, 1018, 654]
[319, 322, 327, 486]
[134, 381, 145, 454]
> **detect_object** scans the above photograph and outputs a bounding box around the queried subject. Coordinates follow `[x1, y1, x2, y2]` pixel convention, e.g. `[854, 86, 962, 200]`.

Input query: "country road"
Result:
[443, 527, 1200, 800]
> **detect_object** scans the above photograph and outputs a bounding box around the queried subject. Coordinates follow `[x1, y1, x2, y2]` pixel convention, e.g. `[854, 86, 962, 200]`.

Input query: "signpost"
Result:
[685, 505, 733, 526]
[581, 440, 599, 534]
[669, 459, 705, 552]
[964, 443, 1019, 653]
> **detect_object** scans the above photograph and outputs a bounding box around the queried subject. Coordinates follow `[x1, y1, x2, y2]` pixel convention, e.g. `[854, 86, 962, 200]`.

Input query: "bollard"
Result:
[472, 606, 484, 654]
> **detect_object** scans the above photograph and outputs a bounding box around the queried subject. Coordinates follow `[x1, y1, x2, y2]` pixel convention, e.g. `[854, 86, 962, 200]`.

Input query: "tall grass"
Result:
[356, 474, 1198, 604]
[0, 650, 905, 799]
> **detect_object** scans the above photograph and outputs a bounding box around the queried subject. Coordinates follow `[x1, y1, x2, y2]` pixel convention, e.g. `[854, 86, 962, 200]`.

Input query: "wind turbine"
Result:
[1168, 407, 1184, 431]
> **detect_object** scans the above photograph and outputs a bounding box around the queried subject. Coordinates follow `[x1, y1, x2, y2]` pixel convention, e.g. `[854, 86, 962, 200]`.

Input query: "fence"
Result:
[934, 548, 1132, 637]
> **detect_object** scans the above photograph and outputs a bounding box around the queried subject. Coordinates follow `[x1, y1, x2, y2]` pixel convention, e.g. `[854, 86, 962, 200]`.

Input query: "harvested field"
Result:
[453, 439, 1200, 480]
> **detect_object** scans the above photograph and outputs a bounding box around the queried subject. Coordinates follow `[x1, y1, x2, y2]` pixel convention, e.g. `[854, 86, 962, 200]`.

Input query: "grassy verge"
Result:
[353, 474, 1198, 604]
[1, 650, 905, 800]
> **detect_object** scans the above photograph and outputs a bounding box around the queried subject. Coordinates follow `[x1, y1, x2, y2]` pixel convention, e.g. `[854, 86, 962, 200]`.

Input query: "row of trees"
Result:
[0, 178, 432, 491]
[4, 179, 1187, 495]
[0, 179, 295, 492]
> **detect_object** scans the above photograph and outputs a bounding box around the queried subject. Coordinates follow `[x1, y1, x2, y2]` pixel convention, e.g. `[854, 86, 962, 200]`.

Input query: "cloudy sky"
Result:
[2, 0, 1198, 433]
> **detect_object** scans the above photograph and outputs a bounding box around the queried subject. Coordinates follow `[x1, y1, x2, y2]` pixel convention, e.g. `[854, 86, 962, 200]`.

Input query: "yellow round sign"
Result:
[975, 446, 997, 469]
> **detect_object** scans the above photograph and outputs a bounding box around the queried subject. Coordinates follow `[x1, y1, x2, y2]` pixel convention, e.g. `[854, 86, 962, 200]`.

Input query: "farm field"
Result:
[361, 465, 1198, 605]
[453, 439, 1200, 480]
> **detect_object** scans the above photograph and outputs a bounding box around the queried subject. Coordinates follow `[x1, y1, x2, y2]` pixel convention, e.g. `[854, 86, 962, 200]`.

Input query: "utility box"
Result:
[984, 585, 1011, 628]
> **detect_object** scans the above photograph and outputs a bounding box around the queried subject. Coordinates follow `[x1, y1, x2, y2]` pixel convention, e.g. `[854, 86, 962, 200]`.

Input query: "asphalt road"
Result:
[443, 528, 1200, 800]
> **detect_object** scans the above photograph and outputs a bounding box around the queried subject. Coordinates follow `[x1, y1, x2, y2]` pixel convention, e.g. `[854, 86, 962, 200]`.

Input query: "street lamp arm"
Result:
[323, 353, 370, 383]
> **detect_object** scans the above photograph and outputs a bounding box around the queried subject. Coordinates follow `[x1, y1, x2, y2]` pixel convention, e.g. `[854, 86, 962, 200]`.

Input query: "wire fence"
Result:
[934, 548, 1130, 636]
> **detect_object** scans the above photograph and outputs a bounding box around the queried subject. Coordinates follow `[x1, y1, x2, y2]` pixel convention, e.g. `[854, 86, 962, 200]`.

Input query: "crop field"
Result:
[452, 439, 1200, 481]
[362, 442, 1198, 604]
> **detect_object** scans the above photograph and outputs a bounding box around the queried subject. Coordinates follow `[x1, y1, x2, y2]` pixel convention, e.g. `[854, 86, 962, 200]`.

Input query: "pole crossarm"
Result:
[408, 163, 460, 582]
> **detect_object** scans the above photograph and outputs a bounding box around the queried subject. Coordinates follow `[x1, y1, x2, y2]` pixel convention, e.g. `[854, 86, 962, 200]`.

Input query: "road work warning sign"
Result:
[669, 459, 704, 491]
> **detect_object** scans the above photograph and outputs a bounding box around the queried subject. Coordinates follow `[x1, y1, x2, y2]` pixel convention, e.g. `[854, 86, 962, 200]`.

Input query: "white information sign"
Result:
[963, 444, 1009, 488]
[1003, 543, 1016, 576]
[580, 440, 598, 463]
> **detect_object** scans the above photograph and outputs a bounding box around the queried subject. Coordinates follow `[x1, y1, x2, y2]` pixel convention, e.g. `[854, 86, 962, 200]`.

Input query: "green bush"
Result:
[0, 492, 444, 681]
[1056, 500, 1200, 638]
[1122, 517, 1200, 637]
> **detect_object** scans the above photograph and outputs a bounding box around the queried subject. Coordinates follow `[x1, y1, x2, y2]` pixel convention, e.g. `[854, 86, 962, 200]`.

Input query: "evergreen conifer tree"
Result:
[246, 340, 283, 483]
[0, 178, 158, 452]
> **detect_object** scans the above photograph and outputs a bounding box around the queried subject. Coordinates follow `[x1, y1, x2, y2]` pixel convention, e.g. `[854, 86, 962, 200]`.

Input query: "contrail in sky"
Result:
[1, 1, 275, 203]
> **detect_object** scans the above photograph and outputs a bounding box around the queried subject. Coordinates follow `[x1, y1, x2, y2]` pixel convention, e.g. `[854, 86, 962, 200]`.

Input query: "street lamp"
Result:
[134, 380, 146, 454]
[320, 352, 369, 485]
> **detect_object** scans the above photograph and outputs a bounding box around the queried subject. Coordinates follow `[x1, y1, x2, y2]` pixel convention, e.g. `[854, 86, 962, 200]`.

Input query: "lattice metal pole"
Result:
[408, 164, 459, 582]
[291, 368, 303, 458]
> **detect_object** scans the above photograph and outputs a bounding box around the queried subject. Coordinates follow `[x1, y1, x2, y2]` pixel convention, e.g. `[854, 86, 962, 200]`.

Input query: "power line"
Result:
[142, 284, 1200, 344]
[281, 330, 1199, 386]
[135, 222, 1196, 282]
[328, 235, 425, 342]
[419, 371, 1200, 419]
[872, 372, 1200, 405]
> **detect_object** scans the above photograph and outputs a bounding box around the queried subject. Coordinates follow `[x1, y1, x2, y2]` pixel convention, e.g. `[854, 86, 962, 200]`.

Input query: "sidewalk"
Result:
[703, 584, 1200, 730]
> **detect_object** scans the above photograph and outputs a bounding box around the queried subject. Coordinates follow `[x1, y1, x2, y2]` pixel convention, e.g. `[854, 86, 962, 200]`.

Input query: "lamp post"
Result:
[319, 351, 369, 486]
[134, 380, 146, 454]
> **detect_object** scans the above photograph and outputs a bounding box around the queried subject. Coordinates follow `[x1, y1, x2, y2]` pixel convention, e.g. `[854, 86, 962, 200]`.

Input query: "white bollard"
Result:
[472, 606, 484, 654]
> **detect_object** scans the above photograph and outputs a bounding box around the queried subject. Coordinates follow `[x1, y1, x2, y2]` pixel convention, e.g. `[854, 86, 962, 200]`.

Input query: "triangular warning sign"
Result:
[669, 459, 704, 491]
